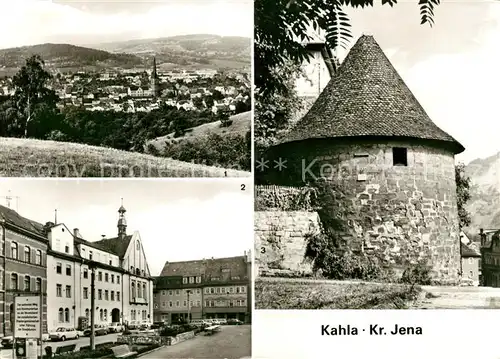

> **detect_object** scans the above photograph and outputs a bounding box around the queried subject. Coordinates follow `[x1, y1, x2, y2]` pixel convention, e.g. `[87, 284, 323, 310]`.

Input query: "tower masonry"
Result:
[265, 35, 465, 284]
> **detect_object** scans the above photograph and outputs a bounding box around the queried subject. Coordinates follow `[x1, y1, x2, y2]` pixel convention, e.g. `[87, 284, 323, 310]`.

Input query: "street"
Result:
[0, 333, 119, 359]
[141, 325, 251, 359]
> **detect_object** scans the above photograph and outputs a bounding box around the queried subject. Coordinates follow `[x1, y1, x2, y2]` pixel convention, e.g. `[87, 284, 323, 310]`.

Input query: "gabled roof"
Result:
[0, 205, 46, 238]
[160, 255, 248, 279]
[461, 242, 481, 258]
[91, 235, 132, 258]
[278, 35, 464, 154]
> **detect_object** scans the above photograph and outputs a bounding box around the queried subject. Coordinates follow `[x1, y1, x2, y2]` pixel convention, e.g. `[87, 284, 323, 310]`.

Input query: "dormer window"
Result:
[392, 147, 408, 166]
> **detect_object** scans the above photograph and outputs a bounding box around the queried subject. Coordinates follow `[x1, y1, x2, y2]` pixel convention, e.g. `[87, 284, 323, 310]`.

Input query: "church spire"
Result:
[151, 57, 159, 98]
[117, 198, 127, 238]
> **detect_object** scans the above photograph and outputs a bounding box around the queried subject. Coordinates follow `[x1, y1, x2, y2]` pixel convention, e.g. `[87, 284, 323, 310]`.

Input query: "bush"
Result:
[400, 262, 432, 286]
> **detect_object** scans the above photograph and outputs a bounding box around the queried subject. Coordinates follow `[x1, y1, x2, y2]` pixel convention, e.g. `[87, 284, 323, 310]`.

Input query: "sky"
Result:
[331, 0, 500, 164]
[0, 179, 253, 276]
[0, 0, 252, 48]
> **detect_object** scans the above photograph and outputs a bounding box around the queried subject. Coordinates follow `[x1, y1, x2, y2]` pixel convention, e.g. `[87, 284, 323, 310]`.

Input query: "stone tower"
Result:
[150, 57, 160, 98]
[117, 202, 127, 238]
[266, 35, 465, 284]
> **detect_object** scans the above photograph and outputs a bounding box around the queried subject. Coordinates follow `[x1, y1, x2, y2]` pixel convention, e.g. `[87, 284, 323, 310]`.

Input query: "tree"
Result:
[11, 54, 58, 137]
[255, 0, 441, 97]
[455, 163, 472, 229]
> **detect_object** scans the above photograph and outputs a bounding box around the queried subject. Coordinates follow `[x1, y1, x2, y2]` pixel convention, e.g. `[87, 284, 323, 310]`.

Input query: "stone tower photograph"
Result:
[253, 0, 500, 312]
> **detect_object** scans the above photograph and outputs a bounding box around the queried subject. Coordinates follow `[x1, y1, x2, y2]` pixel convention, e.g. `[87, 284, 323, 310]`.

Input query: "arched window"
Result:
[24, 276, 30, 291]
[143, 283, 147, 300]
[11, 242, 17, 259]
[85, 309, 89, 319]
[58, 308, 64, 322]
[136, 241, 140, 250]
[131, 282, 135, 299]
[10, 273, 18, 290]
[35, 278, 42, 292]
[24, 246, 30, 262]
[35, 250, 42, 265]
[64, 308, 69, 322]
[99, 309, 103, 321]
[104, 309, 107, 321]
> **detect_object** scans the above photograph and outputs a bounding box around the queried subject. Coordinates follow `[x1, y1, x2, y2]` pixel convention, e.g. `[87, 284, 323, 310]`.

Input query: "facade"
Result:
[153, 251, 252, 324]
[0, 205, 48, 337]
[45, 204, 154, 332]
[480, 229, 500, 287]
[263, 35, 465, 284]
[460, 242, 481, 286]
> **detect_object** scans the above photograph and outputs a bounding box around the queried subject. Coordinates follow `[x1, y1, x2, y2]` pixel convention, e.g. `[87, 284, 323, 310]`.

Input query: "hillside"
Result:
[0, 137, 249, 178]
[465, 152, 500, 233]
[92, 34, 250, 70]
[0, 43, 142, 70]
[146, 111, 251, 151]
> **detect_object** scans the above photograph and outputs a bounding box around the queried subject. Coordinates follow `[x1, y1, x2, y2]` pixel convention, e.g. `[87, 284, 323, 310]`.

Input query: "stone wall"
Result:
[254, 211, 321, 275]
[265, 139, 461, 284]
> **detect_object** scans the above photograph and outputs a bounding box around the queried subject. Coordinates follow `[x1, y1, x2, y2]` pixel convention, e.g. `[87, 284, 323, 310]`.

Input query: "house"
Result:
[460, 242, 481, 286]
[480, 228, 500, 287]
[153, 251, 252, 324]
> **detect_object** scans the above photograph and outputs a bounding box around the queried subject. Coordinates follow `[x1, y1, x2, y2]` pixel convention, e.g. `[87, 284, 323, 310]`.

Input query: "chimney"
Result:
[73, 228, 80, 238]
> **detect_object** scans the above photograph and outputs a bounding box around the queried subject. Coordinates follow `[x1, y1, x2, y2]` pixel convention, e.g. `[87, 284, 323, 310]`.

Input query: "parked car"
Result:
[49, 327, 79, 341]
[227, 319, 243, 325]
[108, 323, 124, 333]
[1, 336, 13, 349]
[217, 319, 228, 325]
[83, 325, 108, 336]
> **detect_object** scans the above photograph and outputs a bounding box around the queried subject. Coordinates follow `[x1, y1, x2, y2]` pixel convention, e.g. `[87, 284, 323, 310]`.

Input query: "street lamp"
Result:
[186, 290, 191, 324]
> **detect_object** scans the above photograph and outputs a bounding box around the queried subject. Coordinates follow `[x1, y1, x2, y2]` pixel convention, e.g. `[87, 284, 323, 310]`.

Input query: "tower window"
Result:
[392, 147, 407, 166]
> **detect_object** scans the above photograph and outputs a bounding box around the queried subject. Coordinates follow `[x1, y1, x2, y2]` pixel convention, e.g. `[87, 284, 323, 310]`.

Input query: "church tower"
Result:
[150, 57, 160, 98]
[117, 200, 127, 238]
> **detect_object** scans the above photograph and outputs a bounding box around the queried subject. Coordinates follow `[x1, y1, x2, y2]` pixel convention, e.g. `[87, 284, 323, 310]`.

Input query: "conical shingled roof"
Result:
[279, 35, 464, 154]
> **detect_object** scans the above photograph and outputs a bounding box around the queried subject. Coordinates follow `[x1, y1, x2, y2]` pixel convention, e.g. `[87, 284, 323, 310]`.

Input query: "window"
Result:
[111, 291, 114, 301]
[143, 283, 146, 299]
[64, 308, 69, 322]
[11, 242, 18, 259]
[83, 268, 88, 279]
[176, 301, 179, 307]
[392, 147, 408, 166]
[469, 258, 474, 265]
[56, 263, 62, 274]
[236, 287, 240, 293]
[81, 248, 86, 258]
[117, 276, 120, 284]
[56, 284, 62, 297]
[241, 286, 246, 293]
[221, 287, 225, 294]
[168, 301, 172, 307]
[36, 250, 41, 265]
[98, 272, 102, 281]
[205, 288, 209, 294]
[196, 276, 201, 283]
[24, 276, 30, 291]
[469, 270, 474, 278]
[211, 288, 215, 294]
[196, 300, 200, 307]
[105, 290, 109, 300]
[58, 308, 64, 323]
[189, 277, 194, 284]
[182, 277, 187, 284]
[229, 287, 233, 293]
[131, 282, 135, 299]
[104, 309, 107, 321]
[168, 290, 173, 296]
[24, 246, 30, 262]
[100, 309, 103, 321]
[65, 285, 71, 298]
[111, 274, 114, 283]
[136, 241, 140, 250]
[10, 273, 18, 290]
[175, 289, 180, 295]
[89, 251, 93, 260]
[98, 289, 102, 300]
[64, 245, 69, 254]
[109, 260, 112, 266]
[105, 273, 108, 282]
[85, 309, 89, 319]
[162, 301, 166, 308]
[83, 287, 88, 299]
[197, 288, 200, 294]
[36, 278, 41, 292]
[66, 265, 71, 276]
[117, 291, 120, 301]
[183, 300, 187, 307]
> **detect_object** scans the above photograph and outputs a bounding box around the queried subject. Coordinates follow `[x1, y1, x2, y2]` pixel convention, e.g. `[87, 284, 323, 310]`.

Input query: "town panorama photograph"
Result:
[254, 0, 500, 310]
[0, 0, 252, 178]
[0, 179, 252, 358]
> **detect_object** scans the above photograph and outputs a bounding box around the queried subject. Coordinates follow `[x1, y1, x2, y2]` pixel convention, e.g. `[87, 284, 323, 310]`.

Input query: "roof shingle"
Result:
[160, 255, 248, 280]
[91, 235, 132, 258]
[278, 35, 464, 154]
[0, 205, 46, 238]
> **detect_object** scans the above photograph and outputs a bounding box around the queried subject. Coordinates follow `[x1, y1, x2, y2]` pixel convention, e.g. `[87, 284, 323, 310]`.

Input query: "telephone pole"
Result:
[90, 263, 96, 350]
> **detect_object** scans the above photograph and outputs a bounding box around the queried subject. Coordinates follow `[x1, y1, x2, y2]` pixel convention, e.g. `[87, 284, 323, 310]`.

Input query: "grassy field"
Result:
[147, 110, 251, 150]
[255, 277, 421, 309]
[0, 137, 249, 177]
